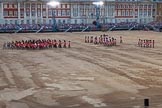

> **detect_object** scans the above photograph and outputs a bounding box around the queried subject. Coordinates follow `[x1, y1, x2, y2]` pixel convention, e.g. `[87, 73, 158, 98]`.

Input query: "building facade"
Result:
[0, 0, 159, 24]
[156, 2, 162, 21]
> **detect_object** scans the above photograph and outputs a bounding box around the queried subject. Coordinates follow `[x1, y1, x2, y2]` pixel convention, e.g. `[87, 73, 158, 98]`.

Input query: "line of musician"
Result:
[137, 39, 154, 48]
[85, 34, 117, 46]
[3, 39, 71, 50]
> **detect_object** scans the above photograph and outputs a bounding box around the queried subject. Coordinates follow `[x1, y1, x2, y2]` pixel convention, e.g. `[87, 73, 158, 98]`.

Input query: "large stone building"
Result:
[0, 0, 160, 24]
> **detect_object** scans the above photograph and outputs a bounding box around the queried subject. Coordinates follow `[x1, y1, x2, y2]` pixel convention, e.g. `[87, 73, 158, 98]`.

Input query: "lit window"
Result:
[9, 11, 13, 16]
[9, 4, 12, 8]
[4, 4, 7, 8]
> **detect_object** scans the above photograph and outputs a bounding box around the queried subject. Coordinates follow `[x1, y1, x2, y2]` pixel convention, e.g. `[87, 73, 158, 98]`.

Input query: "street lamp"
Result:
[47, 1, 60, 32]
[92, 1, 104, 28]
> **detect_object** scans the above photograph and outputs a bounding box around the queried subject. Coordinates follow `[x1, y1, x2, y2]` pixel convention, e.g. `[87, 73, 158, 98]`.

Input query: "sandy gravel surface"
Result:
[0, 31, 162, 108]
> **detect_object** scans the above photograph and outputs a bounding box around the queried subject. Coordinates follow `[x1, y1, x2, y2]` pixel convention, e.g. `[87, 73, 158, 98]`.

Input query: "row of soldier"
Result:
[85, 34, 117, 46]
[3, 39, 71, 50]
[137, 39, 154, 48]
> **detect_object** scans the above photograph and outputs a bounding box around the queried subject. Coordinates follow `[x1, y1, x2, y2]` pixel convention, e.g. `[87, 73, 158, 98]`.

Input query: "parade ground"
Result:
[1, 31, 162, 108]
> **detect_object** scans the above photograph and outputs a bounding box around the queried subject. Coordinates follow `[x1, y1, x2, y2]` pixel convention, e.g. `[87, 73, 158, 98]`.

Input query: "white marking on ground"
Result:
[0, 78, 8, 87]
[0, 63, 15, 85]
[81, 96, 107, 107]
[41, 77, 51, 80]
[10, 62, 37, 87]
[45, 83, 85, 91]
[67, 104, 80, 107]
[0, 88, 37, 101]
[133, 106, 141, 108]
[74, 77, 95, 81]
[33, 91, 59, 106]
[6, 102, 29, 108]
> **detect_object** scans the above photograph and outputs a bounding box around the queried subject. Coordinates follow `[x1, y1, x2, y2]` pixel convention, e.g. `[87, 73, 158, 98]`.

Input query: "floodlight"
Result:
[92, 1, 104, 6]
[47, 1, 60, 7]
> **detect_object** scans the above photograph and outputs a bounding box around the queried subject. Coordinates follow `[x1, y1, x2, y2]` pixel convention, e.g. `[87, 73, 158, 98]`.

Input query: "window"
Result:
[122, 10, 125, 16]
[125, 5, 128, 8]
[58, 10, 61, 16]
[26, 10, 30, 16]
[5, 20, 8, 24]
[67, 4, 70, 8]
[153, 10, 155, 16]
[31, 10, 36, 16]
[67, 10, 70, 16]
[3, 10, 8, 17]
[20, 10, 24, 17]
[75, 19, 77, 24]
[67, 19, 71, 24]
[139, 10, 143, 16]
[15, 20, 18, 24]
[73, 8, 78, 17]
[43, 10, 46, 17]
[14, 4, 17, 8]
[62, 4, 65, 8]
[32, 20, 35, 24]
[26, 3, 30, 8]
[10, 20, 13, 24]
[26, 20, 30, 24]
[9, 11, 13, 16]
[58, 19, 61, 24]
[130, 10, 133, 16]
[20, 3, 24, 8]
[43, 4, 46, 8]
[21, 20, 24, 24]
[4, 4, 7, 8]
[63, 20, 65, 24]
[144, 10, 147, 16]
[43, 19, 46, 24]
[49, 20, 52, 24]
[9, 4, 12, 8]
[135, 11, 138, 16]
[37, 4, 41, 8]
[61, 10, 66, 16]
[31, 3, 35, 9]
[37, 10, 41, 17]
[118, 10, 121, 16]
[126, 10, 129, 16]
[48, 10, 52, 16]
[14, 11, 18, 16]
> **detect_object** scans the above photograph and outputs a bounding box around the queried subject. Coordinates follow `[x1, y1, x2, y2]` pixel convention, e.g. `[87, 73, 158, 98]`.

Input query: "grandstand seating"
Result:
[1, 22, 162, 33]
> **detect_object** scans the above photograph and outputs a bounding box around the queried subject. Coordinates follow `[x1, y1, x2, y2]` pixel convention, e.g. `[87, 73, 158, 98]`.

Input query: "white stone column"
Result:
[0, 2, 4, 24]
[41, 2, 43, 23]
[147, 4, 148, 17]
[138, 4, 140, 23]
[24, 2, 26, 24]
[46, 3, 49, 24]
[18, 2, 21, 24]
[0, 3, 3, 19]
[151, 4, 153, 18]
[30, 2, 31, 24]
[35, 3, 38, 24]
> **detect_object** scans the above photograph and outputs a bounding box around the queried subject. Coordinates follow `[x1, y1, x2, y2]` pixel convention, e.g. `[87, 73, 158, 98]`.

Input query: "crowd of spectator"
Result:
[0, 22, 161, 33]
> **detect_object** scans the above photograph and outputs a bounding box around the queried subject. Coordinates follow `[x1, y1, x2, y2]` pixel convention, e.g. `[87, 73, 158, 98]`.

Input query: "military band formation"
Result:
[85, 34, 118, 47]
[137, 39, 155, 48]
[3, 39, 71, 50]
[2, 34, 155, 50]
